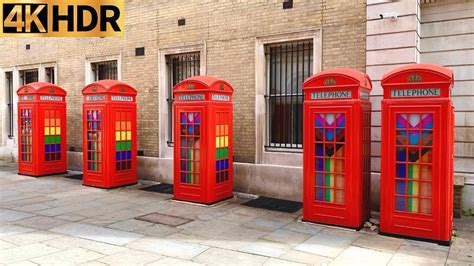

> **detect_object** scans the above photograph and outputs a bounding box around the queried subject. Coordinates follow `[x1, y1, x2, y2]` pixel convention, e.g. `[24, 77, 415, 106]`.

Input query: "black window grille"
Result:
[45, 67, 55, 84]
[5, 72, 13, 138]
[265, 40, 313, 149]
[92, 60, 118, 81]
[20, 69, 38, 85]
[166, 52, 200, 144]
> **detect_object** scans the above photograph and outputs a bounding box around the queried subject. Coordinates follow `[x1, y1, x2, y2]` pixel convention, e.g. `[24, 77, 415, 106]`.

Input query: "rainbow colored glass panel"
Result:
[314, 113, 345, 204]
[179, 112, 200, 185]
[86, 110, 102, 172]
[20, 109, 33, 162]
[44, 109, 61, 161]
[115, 111, 132, 171]
[215, 112, 230, 183]
[395, 113, 433, 214]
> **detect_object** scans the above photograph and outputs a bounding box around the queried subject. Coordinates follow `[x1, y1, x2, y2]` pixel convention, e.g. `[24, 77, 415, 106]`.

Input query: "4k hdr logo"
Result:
[0, 0, 124, 37]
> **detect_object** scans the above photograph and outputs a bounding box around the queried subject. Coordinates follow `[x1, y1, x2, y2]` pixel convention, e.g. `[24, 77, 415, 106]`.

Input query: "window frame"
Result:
[158, 44, 206, 159]
[91, 60, 118, 81]
[5, 71, 13, 138]
[85, 55, 122, 85]
[264, 40, 313, 150]
[255, 30, 322, 166]
[19, 68, 39, 86]
[165, 52, 201, 146]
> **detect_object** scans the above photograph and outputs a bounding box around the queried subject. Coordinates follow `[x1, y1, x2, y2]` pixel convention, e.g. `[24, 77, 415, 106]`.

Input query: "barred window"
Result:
[265, 40, 313, 149]
[5, 72, 13, 138]
[166, 52, 200, 144]
[92, 60, 117, 81]
[20, 69, 38, 85]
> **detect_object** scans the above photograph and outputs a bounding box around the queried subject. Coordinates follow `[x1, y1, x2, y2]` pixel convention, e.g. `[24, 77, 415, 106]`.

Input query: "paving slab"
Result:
[49, 222, 144, 246]
[147, 257, 204, 265]
[182, 218, 240, 238]
[0, 209, 35, 222]
[97, 249, 162, 265]
[41, 236, 127, 255]
[352, 232, 403, 253]
[282, 221, 325, 235]
[0, 224, 36, 237]
[331, 246, 394, 265]
[31, 247, 105, 265]
[107, 218, 155, 232]
[238, 240, 292, 258]
[294, 232, 354, 258]
[263, 258, 306, 266]
[242, 217, 289, 232]
[2, 230, 63, 245]
[14, 215, 68, 230]
[388, 240, 449, 265]
[262, 228, 311, 246]
[134, 223, 180, 238]
[201, 226, 268, 250]
[11, 203, 54, 213]
[193, 247, 268, 266]
[165, 233, 209, 245]
[0, 243, 61, 264]
[0, 239, 17, 250]
[280, 250, 333, 265]
[127, 237, 209, 260]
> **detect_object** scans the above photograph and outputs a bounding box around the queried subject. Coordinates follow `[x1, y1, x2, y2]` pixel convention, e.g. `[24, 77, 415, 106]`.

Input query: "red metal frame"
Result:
[303, 69, 372, 229]
[81, 80, 137, 188]
[173, 76, 234, 204]
[380, 64, 454, 245]
[17, 82, 67, 176]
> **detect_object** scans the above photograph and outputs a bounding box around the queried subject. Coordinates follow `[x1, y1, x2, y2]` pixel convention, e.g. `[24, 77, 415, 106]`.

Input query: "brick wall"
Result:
[0, 1, 367, 164]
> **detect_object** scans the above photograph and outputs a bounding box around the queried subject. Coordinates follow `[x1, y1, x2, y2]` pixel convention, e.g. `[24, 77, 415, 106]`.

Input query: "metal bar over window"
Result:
[92, 60, 117, 81]
[265, 40, 313, 149]
[166, 52, 200, 144]
[20, 69, 38, 85]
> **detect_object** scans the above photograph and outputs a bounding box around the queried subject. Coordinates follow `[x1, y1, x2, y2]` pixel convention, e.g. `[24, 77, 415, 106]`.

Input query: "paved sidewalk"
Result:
[0, 164, 472, 265]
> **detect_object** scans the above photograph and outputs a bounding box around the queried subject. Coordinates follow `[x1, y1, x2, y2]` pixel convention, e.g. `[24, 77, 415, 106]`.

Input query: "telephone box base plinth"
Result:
[302, 219, 365, 231]
[83, 182, 138, 190]
[17, 171, 68, 177]
[173, 195, 234, 206]
[379, 231, 451, 246]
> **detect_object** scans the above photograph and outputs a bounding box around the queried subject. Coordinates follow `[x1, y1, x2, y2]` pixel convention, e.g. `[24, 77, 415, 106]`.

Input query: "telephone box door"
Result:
[19, 105, 35, 173]
[306, 106, 353, 226]
[382, 105, 443, 239]
[174, 106, 206, 203]
[40, 105, 66, 170]
[83, 107, 105, 186]
[111, 106, 137, 185]
[212, 107, 233, 200]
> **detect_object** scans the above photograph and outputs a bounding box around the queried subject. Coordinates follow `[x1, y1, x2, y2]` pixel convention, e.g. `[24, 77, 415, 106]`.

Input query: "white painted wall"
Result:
[366, 0, 421, 210]
[420, 0, 474, 209]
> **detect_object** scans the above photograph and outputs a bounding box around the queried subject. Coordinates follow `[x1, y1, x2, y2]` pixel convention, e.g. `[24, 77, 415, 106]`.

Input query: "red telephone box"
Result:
[302, 69, 372, 229]
[81, 80, 137, 188]
[380, 64, 454, 245]
[17, 82, 67, 176]
[173, 76, 233, 204]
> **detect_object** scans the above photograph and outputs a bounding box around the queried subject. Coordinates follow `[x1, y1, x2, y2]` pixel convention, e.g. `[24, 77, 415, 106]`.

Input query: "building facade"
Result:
[0, 0, 472, 209]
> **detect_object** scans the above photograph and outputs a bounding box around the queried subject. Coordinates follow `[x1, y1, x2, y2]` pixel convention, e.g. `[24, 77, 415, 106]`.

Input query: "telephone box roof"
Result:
[381, 64, 453, 85]
[303, 68, 372, 90]
[17, 82, 67, 95]
[82, 80, 137, 94]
